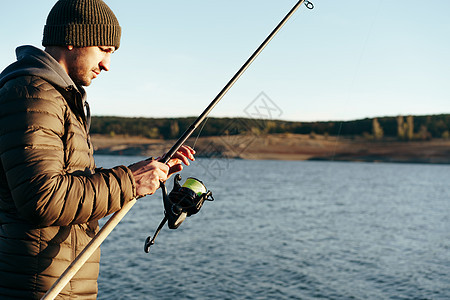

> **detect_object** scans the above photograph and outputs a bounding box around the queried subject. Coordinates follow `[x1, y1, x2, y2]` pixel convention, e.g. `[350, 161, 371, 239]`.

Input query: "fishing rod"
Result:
[145, 0, 314, 252]
[161, 0, 313, 164]
[41, 1, 313, 299]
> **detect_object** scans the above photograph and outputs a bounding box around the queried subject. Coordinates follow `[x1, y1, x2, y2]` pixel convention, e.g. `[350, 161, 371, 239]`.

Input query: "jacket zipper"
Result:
[65, 85, 91, 149]
[71, 226, 77, 262]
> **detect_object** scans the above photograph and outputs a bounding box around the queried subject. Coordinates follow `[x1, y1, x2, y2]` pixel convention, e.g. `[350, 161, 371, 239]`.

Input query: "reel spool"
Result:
[144, 174, 214, 253]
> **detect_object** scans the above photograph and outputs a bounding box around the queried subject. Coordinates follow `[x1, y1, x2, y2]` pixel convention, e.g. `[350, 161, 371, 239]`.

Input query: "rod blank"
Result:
[162, 0, 310, 163]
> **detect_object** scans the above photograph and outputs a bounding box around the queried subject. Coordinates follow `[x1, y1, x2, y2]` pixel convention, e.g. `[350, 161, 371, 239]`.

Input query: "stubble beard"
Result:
[68, 67, 93, 87]
[65, 53, 94, 87]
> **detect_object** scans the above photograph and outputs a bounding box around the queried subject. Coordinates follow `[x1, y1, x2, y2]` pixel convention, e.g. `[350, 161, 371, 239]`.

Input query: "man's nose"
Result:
[99, 54, 111, 71]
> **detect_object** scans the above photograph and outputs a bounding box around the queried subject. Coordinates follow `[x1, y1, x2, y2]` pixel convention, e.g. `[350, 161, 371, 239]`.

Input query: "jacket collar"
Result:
[0, 45, 90, 131]
[0, 45, 80, 91]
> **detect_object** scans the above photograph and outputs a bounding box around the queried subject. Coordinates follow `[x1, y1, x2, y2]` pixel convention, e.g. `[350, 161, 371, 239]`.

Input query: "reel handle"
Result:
[144, 216, 167, 253]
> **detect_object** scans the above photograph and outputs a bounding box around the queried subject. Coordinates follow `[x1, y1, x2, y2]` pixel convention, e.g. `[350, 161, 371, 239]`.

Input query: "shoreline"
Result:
[91, 134, 450, 164]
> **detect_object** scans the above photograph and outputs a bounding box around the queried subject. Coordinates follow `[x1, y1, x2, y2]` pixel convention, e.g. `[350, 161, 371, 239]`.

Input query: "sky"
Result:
[1, 0, 449, 122]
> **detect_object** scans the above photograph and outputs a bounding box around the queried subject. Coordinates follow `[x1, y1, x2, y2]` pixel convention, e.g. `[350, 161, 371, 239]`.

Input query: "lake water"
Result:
[94, 155, 449, 300]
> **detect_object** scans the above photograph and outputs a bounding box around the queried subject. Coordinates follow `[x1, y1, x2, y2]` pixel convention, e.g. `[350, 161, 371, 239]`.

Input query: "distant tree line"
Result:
[90, 114, 450, 140]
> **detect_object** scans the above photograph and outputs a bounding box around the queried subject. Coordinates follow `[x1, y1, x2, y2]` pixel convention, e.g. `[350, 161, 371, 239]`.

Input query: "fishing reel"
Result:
[144, 174, 214, 253]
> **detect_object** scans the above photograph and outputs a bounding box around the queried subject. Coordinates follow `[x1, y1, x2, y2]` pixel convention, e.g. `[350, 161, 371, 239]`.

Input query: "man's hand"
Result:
[128, 145, 196, 198]
[160, 145, 196, 177]
[128, 159, 169, 197]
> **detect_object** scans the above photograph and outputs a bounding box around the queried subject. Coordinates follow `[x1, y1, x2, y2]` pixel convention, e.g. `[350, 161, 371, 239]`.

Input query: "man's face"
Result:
[65, 46, 115, 86]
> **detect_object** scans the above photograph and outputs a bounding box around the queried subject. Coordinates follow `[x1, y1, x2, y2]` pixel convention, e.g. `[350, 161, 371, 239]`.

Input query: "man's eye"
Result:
[99, 47, 114, 53]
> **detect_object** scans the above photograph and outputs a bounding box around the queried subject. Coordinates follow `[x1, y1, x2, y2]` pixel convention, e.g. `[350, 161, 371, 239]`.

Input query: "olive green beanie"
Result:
[42, 0, 121, 49]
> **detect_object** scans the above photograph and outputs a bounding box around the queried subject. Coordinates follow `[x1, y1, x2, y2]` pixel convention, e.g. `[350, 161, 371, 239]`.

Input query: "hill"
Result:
[91, 133, 450, 164]
[90, 114, 450, 140]
[90, 114, 450, 163]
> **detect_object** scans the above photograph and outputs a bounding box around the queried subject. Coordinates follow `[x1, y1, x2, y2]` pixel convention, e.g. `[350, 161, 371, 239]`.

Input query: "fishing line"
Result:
[329, 0, 384, 161]
[350, 0, 384, 87]
[191, 116, 210, 150]
[330, 122, 343, 161]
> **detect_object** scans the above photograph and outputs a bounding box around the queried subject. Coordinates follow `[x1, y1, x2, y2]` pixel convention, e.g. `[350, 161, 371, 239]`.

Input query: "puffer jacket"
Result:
[0, 45, 136, 299]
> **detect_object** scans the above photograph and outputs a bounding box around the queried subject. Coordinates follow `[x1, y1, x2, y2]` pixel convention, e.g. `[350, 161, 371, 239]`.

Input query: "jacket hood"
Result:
[0, 45, 79, 91]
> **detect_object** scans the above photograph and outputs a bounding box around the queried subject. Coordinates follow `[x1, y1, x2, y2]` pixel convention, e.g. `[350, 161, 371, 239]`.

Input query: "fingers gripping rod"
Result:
[41, 1, 313, 299]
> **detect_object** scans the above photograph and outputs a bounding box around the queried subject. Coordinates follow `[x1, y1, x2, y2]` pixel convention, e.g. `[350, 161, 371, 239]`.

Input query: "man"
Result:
[0, 0, 195, 298]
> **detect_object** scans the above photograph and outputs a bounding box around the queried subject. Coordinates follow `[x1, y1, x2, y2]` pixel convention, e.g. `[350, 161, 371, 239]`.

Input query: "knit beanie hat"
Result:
[42, 0, 121, 49]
